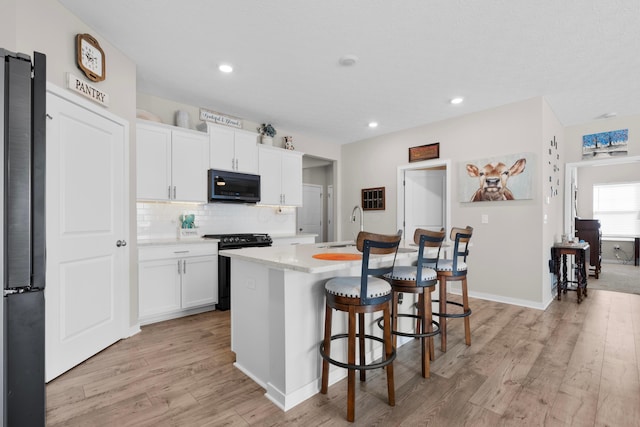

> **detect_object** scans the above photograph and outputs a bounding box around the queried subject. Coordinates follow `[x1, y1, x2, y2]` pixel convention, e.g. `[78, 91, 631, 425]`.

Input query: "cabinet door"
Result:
[181, 255, 218, 309]
[139, 259, 182, 318]
[281, 151, 303, 206]
[137, 124, 172, 200]
[234, 131, 259, 174]
[171, 130, 209, 202]
[259, 147, 282, 205]
[209, 125, 236, 171]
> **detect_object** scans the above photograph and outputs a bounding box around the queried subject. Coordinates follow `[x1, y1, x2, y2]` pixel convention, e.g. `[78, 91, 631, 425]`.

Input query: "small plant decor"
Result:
[257, 123, 277, 138]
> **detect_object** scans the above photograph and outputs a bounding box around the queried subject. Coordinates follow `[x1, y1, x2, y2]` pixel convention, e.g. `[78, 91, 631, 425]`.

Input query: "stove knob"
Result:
[223, 237, 229, 243]
[234, 237, 240, 242]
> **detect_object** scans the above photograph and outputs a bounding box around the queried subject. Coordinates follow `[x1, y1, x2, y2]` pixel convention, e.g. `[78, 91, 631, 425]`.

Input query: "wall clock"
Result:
[76, 33, 105, 82]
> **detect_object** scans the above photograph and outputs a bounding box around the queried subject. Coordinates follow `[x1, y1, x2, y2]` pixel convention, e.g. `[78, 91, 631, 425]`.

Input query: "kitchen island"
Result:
[221, 241, 418, 411]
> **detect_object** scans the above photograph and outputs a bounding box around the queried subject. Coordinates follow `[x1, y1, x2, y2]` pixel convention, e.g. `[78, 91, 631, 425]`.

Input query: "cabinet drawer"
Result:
[139, 243, 218, 261]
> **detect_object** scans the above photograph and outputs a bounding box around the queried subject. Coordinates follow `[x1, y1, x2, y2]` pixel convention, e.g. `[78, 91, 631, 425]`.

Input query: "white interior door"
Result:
[404, 169, 446, 238]
[327, 185, 334, 242]
[45, 89, 128, 381]
[297, 184, 323, 242]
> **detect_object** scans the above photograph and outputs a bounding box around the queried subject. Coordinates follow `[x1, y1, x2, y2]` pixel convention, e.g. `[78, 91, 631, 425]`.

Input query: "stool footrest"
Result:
[376, 314, 440, 338]
[432, 299, 472, 319]
[319, 333, 396, 371]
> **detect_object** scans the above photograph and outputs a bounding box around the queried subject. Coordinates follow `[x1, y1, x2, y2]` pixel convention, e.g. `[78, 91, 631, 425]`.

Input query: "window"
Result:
[593, 182, 640, 236]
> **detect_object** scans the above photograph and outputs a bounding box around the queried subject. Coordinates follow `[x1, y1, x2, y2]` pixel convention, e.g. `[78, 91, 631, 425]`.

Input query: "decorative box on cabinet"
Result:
[136, 120, 209, 202]
[138, 243, 218, 325]
[207, 123, 259, 174]
[258, 145, 303, 206]
[575, 218, 602, 278]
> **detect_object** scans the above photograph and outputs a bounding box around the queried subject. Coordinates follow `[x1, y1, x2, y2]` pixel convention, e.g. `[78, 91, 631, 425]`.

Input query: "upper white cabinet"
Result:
[137, 121, 209, 202]
[258, 145, 303, 206]
[208, 124, 259, 174]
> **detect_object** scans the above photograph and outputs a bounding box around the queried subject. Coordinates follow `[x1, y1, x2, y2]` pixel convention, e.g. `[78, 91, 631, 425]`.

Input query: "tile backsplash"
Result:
[137, 202, 296, 240]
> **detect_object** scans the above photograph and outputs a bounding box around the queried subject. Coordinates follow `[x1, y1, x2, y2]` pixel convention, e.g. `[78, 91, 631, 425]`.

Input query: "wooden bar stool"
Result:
[429, 226, 473, 353]
[319, 230, 402, 422]
[382, 228, 445, 378]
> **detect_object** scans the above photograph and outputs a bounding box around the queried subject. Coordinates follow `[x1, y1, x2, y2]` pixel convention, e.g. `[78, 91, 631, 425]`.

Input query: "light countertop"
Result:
[220, 240, 420, 274]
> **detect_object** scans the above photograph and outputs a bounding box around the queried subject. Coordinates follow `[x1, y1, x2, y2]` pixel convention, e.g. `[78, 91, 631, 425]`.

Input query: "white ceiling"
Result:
[58, 0, 640, 145]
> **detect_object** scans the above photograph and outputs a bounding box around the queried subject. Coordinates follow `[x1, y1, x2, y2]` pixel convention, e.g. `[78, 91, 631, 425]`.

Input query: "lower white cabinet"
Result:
[138, 243, 218, 324]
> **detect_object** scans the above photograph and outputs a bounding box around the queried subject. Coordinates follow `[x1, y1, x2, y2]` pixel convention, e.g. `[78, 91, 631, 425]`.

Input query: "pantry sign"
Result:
[199, 108, 242, 129]
[67, 73, 109, 107]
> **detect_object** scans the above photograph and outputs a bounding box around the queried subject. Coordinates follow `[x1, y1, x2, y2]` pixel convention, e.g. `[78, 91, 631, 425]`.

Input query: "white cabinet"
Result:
[258, 145, 303, 206]
[136, 121, 209, 202]
[138, 243, 218, 324]
[208, 124, 259, 174]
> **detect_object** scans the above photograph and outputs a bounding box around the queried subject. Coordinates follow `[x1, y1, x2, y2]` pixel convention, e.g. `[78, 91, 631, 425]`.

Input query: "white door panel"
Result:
[45, 90, 127, 381]
[405, 170, 446, 238]
[59, 256, 114, 342]
[297, 184, 323, 242]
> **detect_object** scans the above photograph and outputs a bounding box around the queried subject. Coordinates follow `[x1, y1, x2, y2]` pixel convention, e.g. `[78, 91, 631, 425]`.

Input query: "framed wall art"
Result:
[582, 128, 628, 159]
[409, 143, 439, 162]
[459, 152, 534, 202]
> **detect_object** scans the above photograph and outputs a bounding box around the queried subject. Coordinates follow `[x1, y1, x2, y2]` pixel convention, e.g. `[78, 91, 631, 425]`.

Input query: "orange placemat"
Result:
[312, 253, 362, 261]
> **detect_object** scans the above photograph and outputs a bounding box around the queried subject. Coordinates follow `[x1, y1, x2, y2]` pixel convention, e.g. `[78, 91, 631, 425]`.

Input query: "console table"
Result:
[551, 242, 589, 303]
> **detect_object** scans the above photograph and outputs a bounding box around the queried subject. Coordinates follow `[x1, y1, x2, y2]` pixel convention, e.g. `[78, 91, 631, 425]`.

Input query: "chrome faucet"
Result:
[351, 205, 364, 232]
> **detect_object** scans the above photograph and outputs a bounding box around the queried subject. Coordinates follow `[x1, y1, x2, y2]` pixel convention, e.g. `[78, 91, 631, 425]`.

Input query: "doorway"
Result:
[565, 155, 640, 294]
[45, 85, 130, 381]
[301, 155, 335, 242]
[297, 184, 323, 242]
[397, 159, 451, 240]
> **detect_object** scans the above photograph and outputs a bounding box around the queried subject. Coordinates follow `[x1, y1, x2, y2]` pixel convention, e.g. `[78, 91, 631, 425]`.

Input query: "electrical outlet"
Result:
[614, 245, 620, 250]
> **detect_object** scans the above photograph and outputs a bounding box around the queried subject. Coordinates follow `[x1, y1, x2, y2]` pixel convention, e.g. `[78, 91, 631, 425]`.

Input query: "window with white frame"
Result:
[592, 182, 640, 236]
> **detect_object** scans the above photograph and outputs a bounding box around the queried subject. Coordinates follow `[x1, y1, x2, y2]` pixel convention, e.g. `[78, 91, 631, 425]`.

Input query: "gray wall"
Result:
[340, 97, 564, 308]
[9, 0, 139, 325]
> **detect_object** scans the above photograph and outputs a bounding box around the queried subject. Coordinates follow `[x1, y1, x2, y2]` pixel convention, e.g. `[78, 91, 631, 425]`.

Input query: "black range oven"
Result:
[202, 233, 272, 310]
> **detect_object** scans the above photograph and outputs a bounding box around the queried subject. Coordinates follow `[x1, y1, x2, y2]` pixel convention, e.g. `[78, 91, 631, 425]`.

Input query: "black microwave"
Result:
[207, 169, 261, 203]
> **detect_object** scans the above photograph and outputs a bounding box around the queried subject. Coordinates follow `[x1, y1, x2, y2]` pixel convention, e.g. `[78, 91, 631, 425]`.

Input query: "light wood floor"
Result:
[46, 289, 640, 426]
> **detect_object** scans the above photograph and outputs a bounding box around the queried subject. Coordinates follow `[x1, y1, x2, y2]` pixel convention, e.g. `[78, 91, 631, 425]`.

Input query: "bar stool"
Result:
[382, 228, 445, 378]
[429, 226, 473, 352]
[319, 230, 402, 422]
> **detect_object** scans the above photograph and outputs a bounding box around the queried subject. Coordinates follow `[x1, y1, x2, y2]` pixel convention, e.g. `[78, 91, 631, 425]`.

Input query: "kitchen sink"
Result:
[317, 243, 356, 248]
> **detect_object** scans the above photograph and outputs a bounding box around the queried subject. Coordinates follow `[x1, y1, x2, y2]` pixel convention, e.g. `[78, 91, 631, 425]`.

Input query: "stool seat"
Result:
[425, 259, 467, 272]
[326, 276, 391, 299]
[384, 266, 437, 282]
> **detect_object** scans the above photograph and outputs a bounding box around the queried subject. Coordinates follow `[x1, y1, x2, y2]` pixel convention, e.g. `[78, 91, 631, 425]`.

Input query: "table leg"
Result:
[562, 254, 568, 294]
[582, 249, 588, 298]
[553, 250, 561, 301]
[576, 256, 583, 304]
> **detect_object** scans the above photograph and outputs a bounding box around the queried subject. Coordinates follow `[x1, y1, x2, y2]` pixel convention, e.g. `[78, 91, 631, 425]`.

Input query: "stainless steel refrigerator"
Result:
[1, 48, 46, 426]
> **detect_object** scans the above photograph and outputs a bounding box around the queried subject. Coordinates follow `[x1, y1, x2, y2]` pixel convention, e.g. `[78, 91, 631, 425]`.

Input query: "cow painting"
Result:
[466, 158, 526, 201]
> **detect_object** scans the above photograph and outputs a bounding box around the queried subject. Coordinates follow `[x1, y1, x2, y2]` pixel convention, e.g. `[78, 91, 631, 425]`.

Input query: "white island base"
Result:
[226, 243, 417, 411]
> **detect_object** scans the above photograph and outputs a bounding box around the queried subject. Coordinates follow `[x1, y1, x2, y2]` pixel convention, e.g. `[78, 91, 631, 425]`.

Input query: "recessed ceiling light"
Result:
[368, 122, 378, 128]
[339, 54, 359, 66]
[450, 97, 464, 105]
[219, 64, 233, 73]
